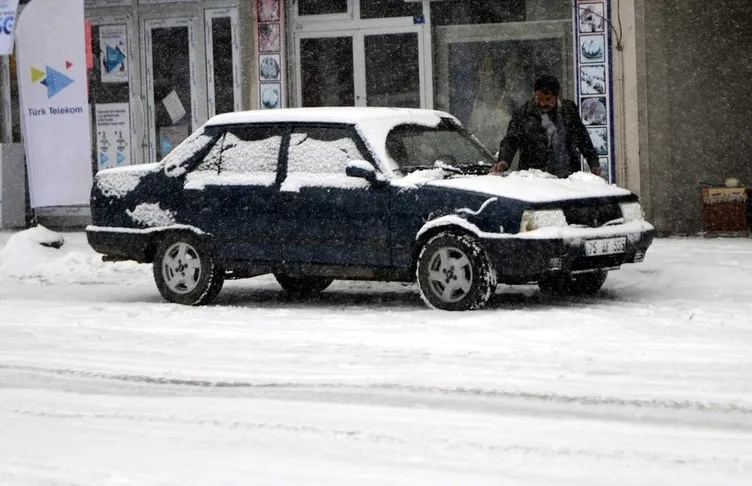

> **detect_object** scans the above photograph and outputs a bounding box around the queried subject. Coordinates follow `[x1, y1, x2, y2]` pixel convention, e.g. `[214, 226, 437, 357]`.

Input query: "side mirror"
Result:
[346, 160, 385, 184]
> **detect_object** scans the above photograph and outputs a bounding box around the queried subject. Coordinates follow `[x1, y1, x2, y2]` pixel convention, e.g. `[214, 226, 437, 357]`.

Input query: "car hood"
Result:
[398, 169, 633, 203]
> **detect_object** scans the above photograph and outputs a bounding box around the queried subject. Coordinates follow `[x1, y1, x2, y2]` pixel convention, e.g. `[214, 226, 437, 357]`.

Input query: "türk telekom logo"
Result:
[31, 61, 75, 98]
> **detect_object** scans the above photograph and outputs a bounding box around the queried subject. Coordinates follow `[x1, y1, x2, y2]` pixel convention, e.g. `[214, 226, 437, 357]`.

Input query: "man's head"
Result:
[533, 75, 561, 113]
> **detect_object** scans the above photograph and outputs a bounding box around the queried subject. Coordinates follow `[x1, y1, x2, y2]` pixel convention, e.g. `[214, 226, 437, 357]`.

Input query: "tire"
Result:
[538, 270, 608, 296]
[416, 232, 497, 311]
[153, 232, 224, 305]
[274, 274, 334, 298]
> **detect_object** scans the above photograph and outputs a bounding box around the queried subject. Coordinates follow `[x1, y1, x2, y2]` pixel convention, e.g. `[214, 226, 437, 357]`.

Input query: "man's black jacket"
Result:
[497, 98, 600, 174]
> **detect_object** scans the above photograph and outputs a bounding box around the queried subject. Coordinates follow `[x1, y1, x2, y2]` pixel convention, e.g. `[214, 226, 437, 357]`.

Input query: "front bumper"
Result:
[482, 222, 655, 284]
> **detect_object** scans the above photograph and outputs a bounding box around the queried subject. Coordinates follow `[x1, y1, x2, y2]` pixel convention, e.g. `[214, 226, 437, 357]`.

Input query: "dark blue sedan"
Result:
[87, 107, 654, 310]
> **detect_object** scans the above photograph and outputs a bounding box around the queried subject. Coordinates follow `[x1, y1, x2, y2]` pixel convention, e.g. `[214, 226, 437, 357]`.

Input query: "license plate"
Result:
[584, 237, 626, 256]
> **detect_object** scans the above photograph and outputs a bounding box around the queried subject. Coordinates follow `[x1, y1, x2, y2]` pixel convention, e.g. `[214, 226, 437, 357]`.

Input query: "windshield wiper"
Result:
[455, 162, 493, 175]
[399, 164, 462, 176]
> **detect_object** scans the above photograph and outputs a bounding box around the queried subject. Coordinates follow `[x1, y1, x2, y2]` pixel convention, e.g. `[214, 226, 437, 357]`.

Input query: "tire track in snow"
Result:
[6, 405, 752, 473]
[3, 363, 752, 433]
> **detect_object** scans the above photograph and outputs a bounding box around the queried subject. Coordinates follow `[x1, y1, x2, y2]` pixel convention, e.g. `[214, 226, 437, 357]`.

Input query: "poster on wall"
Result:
[255, 0, 284, 109]
[258, 23, 280, 52]
[574, 0, 614, 183]
[99, 24, 128, 83]
[259, 53, 281, 81]
[260, 82, 281, 109]
[0, 0, 20, 56]
[95, 103, 131, 169]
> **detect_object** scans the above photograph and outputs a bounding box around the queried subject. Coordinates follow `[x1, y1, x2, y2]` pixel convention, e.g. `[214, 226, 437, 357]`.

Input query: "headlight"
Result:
[520, 209, 567, 232]
[619, 202, 644, 222]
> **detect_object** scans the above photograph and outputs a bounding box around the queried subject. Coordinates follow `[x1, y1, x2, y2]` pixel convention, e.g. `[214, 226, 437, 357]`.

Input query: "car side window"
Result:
[287, 126, 367, 174]
[194, 125, 282, 174]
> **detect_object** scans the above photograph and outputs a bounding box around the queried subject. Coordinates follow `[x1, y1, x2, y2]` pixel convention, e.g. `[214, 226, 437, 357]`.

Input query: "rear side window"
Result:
[287, 126, 366, 174]
[196, 125, 282, 174]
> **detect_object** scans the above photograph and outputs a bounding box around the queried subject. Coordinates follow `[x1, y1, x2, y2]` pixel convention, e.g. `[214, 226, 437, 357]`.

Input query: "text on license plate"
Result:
[584, 237, 626, 256]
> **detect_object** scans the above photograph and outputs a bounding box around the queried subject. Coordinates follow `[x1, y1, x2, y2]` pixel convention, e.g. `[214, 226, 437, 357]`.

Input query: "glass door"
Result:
[205, 7, 241, 117]
[87, 15, 141, 171]
[142, 17, 202, 162]
[295, 26, 425, 108]
[298, 33, 354, 107]
[362, 28, 422, 108]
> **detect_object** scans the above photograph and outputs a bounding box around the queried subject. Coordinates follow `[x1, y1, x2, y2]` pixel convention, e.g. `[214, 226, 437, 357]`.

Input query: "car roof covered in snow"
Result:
[204, 107, 456, 127]
[204, 107, 461, 172]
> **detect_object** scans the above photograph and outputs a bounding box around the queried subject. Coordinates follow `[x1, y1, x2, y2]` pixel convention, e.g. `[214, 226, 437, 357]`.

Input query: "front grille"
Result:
[563, 202, 622, 228]
[571, 254, 624, 271]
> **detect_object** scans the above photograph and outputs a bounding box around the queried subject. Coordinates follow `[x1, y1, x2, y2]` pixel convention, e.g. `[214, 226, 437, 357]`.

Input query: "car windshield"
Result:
[385, 119, 496, 175]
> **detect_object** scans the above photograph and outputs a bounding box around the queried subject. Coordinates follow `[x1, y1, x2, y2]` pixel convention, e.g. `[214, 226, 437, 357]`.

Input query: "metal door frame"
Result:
[141, 14, 204, 163]
[86, 13, 143, 166]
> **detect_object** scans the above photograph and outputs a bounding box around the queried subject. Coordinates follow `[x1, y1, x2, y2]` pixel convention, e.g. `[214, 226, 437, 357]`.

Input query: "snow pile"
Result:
[0, 226, 150, 285]
[397, 168, 450, 186]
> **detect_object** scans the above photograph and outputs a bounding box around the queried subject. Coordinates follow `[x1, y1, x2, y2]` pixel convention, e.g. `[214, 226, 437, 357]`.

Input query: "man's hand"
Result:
[490, 160, 509, 174]
[590, 165, 601, 176]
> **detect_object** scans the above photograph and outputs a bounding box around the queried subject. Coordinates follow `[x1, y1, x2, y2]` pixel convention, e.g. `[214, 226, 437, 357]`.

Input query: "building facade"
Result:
[1, 0, 751, 234]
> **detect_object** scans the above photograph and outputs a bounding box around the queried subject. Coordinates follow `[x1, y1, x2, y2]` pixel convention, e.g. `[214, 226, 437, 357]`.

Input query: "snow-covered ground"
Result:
[1, 227, 751, 485]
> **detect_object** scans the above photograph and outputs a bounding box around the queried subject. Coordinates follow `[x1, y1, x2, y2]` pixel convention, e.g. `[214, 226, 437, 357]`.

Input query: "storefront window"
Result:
[360, 0, 421, 20]
[431, 0, 573, 151]
[364, 32, 420, 107]
[211, 16, 235, 115]
[298, 0, 347, 16]
[300, 37, 354, 106]
[431, 0, 525, 25]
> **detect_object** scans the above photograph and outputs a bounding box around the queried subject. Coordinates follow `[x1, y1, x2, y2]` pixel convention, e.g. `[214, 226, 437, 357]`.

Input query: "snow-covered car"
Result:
[86, 107, 655, 311]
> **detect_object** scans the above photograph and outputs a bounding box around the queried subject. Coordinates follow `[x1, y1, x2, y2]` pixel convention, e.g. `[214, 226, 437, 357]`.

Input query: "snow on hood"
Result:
[95, 162, 162, 198]
[421, 169, 633, 203]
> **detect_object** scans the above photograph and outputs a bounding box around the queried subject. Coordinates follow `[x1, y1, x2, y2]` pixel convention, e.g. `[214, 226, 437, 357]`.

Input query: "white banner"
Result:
[15, 0, 92, 208]
[0, 0, 19, 55]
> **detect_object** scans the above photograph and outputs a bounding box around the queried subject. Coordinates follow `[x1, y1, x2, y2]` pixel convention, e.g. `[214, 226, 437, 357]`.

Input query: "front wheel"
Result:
[416, 232, 497, 311]
[153, 232, 224, 305]
[538, 270, 608, 296]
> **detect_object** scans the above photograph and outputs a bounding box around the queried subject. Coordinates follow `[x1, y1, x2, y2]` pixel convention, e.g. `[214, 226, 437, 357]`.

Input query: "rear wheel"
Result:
[416, 232, 497, 311]
[153, 232, 224, 305]
[538, 270, 608, 296]
[274, 274, 334, 298]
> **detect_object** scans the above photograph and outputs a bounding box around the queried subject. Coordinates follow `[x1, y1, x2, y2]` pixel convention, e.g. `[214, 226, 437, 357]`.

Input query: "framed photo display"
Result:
[574, 1, 614, 183]
[255, 0, 284, 109]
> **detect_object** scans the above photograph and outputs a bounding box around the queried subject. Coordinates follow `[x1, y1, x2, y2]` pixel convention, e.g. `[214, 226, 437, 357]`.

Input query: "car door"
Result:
[278, 124, 391, 267]
[183, 124, 283, 262]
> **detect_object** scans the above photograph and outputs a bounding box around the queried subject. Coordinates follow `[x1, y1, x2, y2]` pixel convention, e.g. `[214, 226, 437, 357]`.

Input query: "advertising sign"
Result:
[99, 24, 128, 83]
[0, 0, 19, 55]
[15, 0, 92, 208]
[95, 103, 131, 169]
[574, 0, 615, 183]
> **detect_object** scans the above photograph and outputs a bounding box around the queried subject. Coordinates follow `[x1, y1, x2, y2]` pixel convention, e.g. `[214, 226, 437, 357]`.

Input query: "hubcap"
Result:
[427, 246, 473, 303]
[162, 242, 202, 295]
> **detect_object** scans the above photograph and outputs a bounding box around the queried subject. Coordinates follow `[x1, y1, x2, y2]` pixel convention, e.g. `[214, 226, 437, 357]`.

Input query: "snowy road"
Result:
[1, 229, 752, 485]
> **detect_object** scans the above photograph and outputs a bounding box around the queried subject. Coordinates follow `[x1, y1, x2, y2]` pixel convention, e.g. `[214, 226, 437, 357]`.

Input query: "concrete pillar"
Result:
[0, 143, 28, 228]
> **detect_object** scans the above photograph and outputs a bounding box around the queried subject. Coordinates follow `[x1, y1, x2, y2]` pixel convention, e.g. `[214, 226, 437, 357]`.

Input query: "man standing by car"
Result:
[489, 75, 601, 178]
